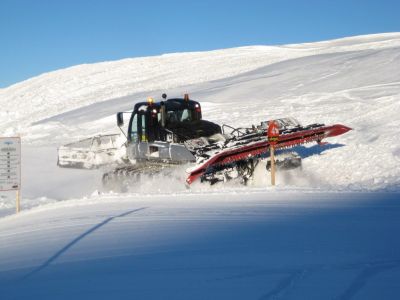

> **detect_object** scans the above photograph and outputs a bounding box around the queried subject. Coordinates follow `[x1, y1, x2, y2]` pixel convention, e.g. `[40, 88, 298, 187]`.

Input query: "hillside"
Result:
[0, 33, 400, 299]
[1, 32, 400, 138]
[0, 32, 398, 199]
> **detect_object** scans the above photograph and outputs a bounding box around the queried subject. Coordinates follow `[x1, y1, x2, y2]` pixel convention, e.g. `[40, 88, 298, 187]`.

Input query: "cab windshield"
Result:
[167, 109, 193, 123]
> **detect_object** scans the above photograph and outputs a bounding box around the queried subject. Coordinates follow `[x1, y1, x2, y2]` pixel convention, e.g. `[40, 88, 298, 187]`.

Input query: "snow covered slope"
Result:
[1, 32, 400, 135]
[1, 33, 400, 299]
[0, 32, 399, 196]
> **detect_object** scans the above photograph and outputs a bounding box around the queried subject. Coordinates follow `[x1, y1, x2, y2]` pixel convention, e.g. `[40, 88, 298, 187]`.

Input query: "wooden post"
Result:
[16, 189, 20, 213]
[270, 146, 276, 186]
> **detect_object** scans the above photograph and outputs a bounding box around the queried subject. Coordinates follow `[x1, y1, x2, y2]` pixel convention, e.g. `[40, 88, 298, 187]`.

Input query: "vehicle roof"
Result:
[133, 98, 200, 112]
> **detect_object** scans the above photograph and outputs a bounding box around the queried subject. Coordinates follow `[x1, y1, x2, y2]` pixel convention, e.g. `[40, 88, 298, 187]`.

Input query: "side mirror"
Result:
[117, 112, 124, 127]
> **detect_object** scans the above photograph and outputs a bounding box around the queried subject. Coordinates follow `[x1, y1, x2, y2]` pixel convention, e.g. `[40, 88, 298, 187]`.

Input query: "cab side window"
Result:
[130, 114, 138, 142]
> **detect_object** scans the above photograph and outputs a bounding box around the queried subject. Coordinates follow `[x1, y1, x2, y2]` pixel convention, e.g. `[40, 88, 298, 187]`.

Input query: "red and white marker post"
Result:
[267, 121, 279, 186]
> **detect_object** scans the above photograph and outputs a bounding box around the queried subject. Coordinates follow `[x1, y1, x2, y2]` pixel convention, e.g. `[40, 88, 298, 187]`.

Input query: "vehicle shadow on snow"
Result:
[292, 143, 345, 159]
[19, 207, 147, 281]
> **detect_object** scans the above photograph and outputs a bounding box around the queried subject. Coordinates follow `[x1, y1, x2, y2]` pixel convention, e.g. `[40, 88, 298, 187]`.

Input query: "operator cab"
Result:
[117, 94, 221, 144]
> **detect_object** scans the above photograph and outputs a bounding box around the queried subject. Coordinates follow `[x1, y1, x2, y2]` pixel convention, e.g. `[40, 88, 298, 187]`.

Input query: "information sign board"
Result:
[0, 137, 21, 191]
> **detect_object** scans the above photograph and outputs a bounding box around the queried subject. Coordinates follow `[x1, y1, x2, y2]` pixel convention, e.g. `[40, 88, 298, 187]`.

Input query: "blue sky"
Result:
[1, 0, 399, 88]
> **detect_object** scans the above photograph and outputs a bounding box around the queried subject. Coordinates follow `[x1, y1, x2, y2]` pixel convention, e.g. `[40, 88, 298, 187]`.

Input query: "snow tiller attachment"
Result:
[185, 120, 351, 184]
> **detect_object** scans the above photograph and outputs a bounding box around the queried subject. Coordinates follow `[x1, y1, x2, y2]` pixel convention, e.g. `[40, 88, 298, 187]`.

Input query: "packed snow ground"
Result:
[1, 193, 400, 299]
[0, 33, 400, 299]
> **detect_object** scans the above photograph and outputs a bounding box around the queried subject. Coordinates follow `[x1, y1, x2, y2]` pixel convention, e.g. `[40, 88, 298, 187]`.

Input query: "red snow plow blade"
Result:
[186, 123, 351, 184]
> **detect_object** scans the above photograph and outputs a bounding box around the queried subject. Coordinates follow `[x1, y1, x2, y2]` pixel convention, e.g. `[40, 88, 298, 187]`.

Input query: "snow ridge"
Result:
[1, 33, 400, 134]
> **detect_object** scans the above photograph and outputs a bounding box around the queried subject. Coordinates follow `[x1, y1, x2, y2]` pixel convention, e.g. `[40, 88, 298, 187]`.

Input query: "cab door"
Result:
[127, 110, 149, 160]
[129, 113, 139, 143]
[138, 111, 148, 142]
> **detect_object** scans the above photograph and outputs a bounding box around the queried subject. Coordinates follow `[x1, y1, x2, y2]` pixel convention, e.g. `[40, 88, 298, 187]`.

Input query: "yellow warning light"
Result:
[147, 97, 154, 105]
